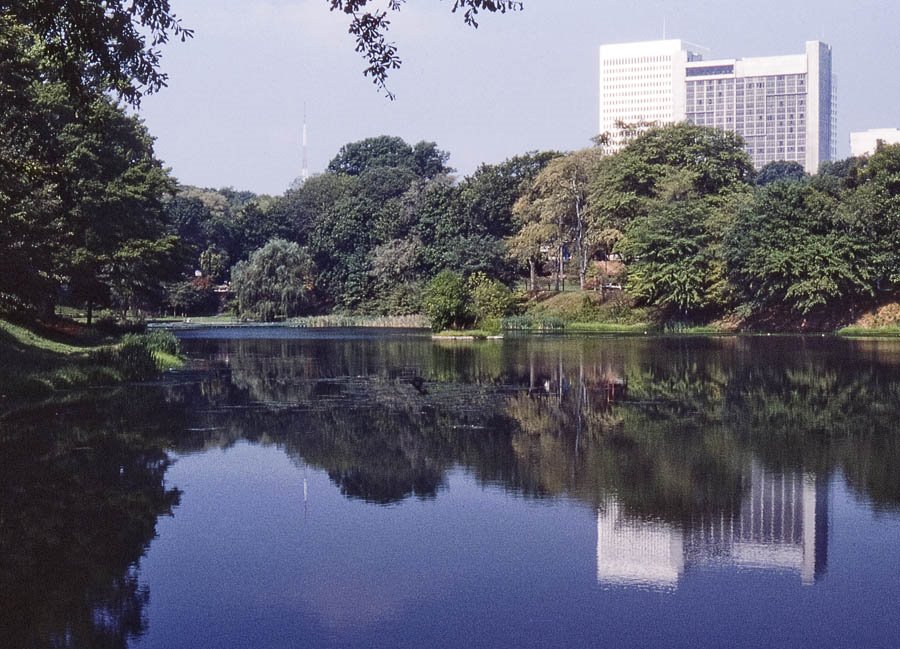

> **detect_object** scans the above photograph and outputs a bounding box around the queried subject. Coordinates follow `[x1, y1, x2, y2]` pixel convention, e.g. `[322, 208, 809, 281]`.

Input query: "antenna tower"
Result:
[302, 103, 309, 182]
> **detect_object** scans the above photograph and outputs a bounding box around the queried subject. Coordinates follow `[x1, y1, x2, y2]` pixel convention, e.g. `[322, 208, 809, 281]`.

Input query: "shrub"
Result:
[502, 314, 534, 330]
[92, 337, 157, 382]
[467, 272, 514, 322]
[422, 271, 472, 331]
[140, 329, 180, 355]
[91, 331, 180, 382]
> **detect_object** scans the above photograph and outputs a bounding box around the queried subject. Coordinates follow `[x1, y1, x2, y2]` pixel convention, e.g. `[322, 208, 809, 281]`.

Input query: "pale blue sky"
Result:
[137, 0, 900, 195]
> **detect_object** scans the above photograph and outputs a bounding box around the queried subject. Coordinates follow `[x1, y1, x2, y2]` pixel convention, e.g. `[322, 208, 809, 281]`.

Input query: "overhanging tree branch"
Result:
[328, 0, 523, 99]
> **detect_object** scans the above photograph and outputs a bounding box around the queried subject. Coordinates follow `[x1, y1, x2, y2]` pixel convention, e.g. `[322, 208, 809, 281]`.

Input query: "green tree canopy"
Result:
[616, 198, 733, 317]
[0, 17, 61, 312]
[231, 239, 317, 321]
[59, 97, 179, 320]
[512, 148, 605, 290]
[327, 136, 451, 179]
[755, 160, 807, 186]
[590, 123, 754, 232]
[836, 144, 900, 291]
[0, 17, 179, 319]
[724, 181, 873, 317]
[1, 0, 192, 105]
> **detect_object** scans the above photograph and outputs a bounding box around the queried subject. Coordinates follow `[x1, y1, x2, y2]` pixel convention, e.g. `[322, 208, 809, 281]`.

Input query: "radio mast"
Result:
[301, 103, 309, 182]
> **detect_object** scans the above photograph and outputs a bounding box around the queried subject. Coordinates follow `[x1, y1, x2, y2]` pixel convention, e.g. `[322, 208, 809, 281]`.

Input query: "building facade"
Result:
[599, 40, 835, 172]
[850, 128, 900, 157]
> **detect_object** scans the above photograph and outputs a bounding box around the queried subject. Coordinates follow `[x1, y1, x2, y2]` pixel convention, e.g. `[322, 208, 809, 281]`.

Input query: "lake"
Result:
[2, 329, 899, 649]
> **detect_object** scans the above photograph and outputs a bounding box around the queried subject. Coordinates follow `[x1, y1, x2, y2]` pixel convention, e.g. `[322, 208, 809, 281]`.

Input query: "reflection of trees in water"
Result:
[180, 335, 900, 516]
[0, 391, 183, 649]
[9, 335, 897, 645]
[723, 349, 900, 509]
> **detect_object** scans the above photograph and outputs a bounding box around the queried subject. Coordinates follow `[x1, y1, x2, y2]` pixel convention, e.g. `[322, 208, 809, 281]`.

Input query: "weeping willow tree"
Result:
[230, 238, 317, 321]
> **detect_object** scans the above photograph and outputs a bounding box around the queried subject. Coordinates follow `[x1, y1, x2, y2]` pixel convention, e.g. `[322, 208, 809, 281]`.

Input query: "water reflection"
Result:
[3, 331, 900, 648]
[177, 332, 900, 515]
[0, 391, 184, 649]
[597, 464, 828, 590]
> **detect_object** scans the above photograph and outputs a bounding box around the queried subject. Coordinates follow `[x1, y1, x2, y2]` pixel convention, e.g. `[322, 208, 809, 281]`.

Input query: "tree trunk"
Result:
[528, 258, 537, 292]
[86, 301, 93, 326]
[555, 245, 562, 292]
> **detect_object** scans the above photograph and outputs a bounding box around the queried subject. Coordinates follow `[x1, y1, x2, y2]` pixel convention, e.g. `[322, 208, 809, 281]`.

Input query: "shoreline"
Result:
[148, 319, 900, 338]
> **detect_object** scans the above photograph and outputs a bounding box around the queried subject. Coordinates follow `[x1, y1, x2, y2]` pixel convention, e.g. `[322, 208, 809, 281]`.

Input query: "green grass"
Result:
[836, 325, 900, 338]
[0, 318, 100, 354]
[290, 314, 429, 328]
[524, 290, 652, 326]
[152, 350, 184, 370]
[566, 322, 654, 334]
[432, 329, 502, 339]
[150, 314, 240, 324]
[0, 318, 184, 406]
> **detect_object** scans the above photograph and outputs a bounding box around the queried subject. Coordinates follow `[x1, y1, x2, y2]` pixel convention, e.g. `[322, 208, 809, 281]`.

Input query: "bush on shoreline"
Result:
[0, 320, 183, 404]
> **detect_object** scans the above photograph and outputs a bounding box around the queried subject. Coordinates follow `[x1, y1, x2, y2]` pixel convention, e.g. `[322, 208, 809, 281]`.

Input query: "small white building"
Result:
[850, 128, 900, 157]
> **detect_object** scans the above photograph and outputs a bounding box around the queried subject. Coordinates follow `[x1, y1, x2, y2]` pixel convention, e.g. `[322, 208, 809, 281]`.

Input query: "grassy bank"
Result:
[566, 322, 653, 334]
[432, 329, 503, 339]
[290, 314, 429, 328]
[154, 314, 430, 328]
[0, 318, 183, 404]
[836, 325, 900, 338]
[510, 291, 654, 333]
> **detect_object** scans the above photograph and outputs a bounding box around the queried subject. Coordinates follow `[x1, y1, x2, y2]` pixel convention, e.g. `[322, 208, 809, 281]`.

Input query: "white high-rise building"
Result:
[850, 128, 900, 157]
[598, 40, 701, 151]
[598, 40, 836, 172]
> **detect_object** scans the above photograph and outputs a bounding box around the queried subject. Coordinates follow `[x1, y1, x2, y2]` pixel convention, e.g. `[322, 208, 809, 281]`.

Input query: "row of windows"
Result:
[602, 55, 673, 66]
[686, 64, 734, 76]
[604, 83, 670, 90]
[603, 75, 672, 83]
[603, 66, 673, 74]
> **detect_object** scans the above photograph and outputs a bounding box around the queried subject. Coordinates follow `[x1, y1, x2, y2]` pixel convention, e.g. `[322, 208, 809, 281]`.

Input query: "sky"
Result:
[137, 0, 900, 195]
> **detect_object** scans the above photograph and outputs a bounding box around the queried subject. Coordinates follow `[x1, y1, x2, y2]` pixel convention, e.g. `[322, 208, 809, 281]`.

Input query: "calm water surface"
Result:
[2, 329, 900, 648]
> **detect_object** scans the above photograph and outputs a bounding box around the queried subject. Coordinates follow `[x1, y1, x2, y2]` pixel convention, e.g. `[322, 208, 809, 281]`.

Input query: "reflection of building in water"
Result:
[596, 500, 685, 588]
[597, 463, 828, 590]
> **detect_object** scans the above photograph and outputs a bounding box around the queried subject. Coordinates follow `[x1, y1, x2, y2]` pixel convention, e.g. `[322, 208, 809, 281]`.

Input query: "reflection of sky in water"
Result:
[134, 441, 900, 649]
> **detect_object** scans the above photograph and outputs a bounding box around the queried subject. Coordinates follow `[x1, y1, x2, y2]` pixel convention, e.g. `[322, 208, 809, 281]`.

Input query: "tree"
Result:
[1, 0, 193, 105]
[326, 135, 450, 178]
[724, 181, 872, 317]
[326, 0, 522, 98]
[755, 160, 807, 186]
[368, 237, 426, 314]
[0, 17, 62, 312]
[165, 279, 217, 317]
[616, 198, 732, 317]
[58, 97, 179, 322]
[0, 15, 183, 320]
[836, 145, 900, 292]
[460, 151, 560, 240]
[506, 219, 552, 292]
[467, 271, 514, 322]
[422, 270, 471, 331]
[590, 123, 753, 233]
[512, 148, 604, 290]
[231, 239, 317, 321]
